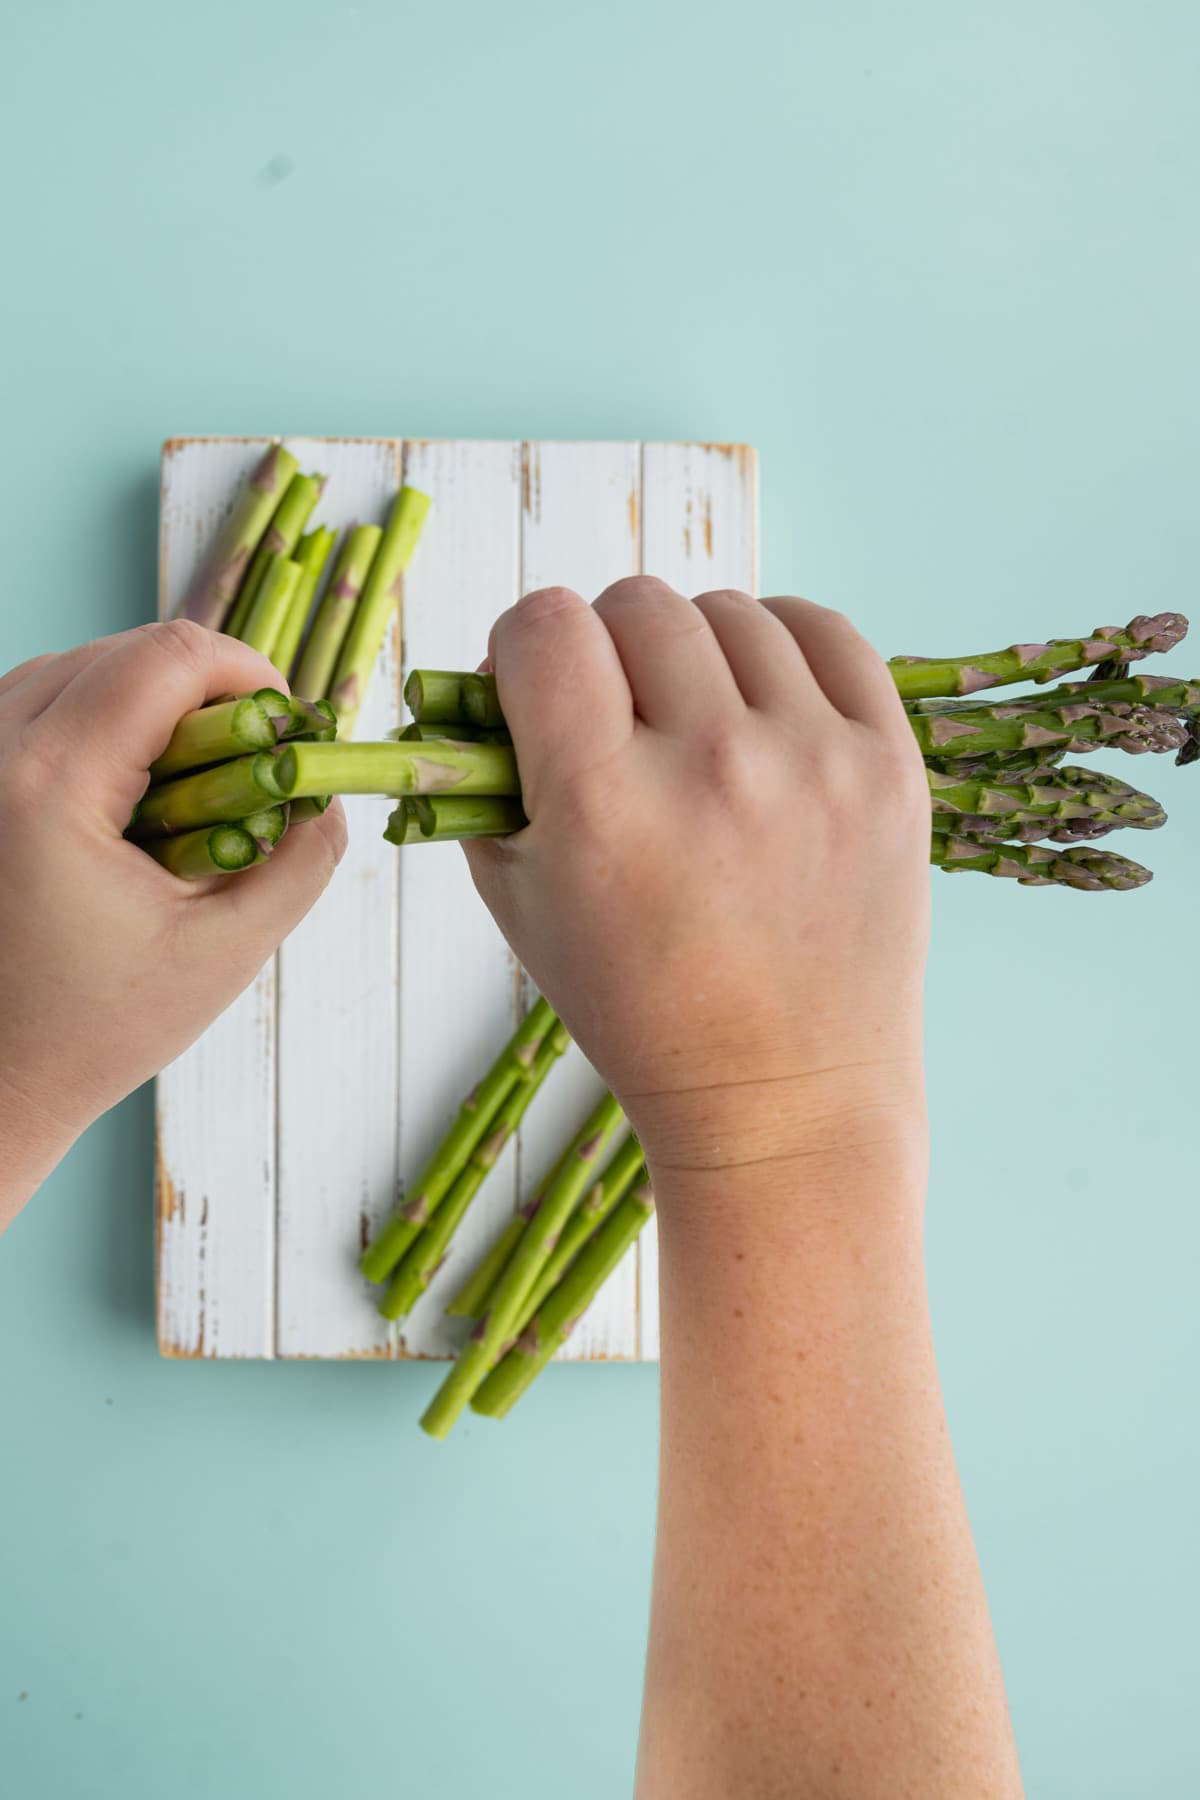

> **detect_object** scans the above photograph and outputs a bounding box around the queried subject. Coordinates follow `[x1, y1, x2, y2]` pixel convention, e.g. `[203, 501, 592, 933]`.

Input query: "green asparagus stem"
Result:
[239, 556, 303, 659]
[143, 822, 259, 879]
[910, 696, 1189, 761]
[379, 1022, 571, 1320]
[272, 525, 336, 678]
[240, 804, 289, 855]
[330, 487, 432, 735]
[403, 669, 469, 723]
[382, 795, 527, 846]
[128, 756, 281, 837]
[444, 1216, 527, 1319]
[360, 998, 559, 1285]
[264, 740, 520, 801]
[288, 795, 331, 822]
[149, 696, 279, 782]
[225, 471, 324, 640]
[887, 613, 1188, 700]
[930, 834, 1152, 890]
[512, 1133, 645, 1335]
[419, 1092, 626, 1440]
[182, 444, 299, 632]
[470, 1178, 656, 1420]
[291, 523, 383, 704]
[462, 672, 506, 728]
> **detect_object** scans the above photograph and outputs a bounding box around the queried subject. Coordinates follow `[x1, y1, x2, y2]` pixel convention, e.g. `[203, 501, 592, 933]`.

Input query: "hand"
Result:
[466, 578, 931, 1179]
[0, 620, 346, 1228]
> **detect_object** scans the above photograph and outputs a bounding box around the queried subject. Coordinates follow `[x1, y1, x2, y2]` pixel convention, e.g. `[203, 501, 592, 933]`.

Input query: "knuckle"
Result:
[512, 585, 584, 626]
[692, 587, 754, 609]
[696, 727, 759, 810]
[595, 575, 677, 610]
[144, 618, 215, 671]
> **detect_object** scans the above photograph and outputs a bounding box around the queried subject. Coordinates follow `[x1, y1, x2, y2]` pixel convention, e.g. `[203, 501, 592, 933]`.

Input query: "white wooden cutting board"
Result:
[156, 437, 758, 1360]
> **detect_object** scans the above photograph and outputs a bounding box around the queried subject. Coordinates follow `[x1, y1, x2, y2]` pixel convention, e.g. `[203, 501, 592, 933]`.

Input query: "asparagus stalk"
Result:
[444, 1216, 527, 1319]
[329, 487, 432, 734]
[291, 524, 383, 703]
[149, 696, 281, 782]
[182, 444, 299, 631]
[910, 697, 1189, 761]
[239, 556, 303, 660]
[379, 1022, 571, 1319]
[930, 834, 1152, 890]
[272, 525, 337, 678]
[927, 769, 1167, 835]
[419, 1092, 626, 1440]
[403, 669, 469, 723]
[128, 756, 282, 837]
[887, 613, 1188, 700]
[225, 472, 325, 640]
[470, 1178, 656, 1420]
[511, 1133, 645, 1335]
[383, 795, 527, 846]
[240, 804, 289, 855]
[360, 998, 559, 1285]
[143, 822, 260, 879]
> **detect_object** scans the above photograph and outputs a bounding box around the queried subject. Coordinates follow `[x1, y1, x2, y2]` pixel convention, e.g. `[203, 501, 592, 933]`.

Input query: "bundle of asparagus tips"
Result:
[137, 444, 432, 875]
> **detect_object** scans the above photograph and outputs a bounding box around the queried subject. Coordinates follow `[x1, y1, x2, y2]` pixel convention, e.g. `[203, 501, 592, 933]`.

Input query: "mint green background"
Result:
[2, 2, 1198, 1794]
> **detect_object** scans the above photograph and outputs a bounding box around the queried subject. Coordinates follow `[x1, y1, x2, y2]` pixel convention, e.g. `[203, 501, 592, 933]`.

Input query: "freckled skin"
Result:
[464, 577, 1024, 1800]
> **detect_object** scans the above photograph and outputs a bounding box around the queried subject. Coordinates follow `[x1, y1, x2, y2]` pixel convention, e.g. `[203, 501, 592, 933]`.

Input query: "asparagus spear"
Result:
[403, 669, 469, 723]
[225, 472, 324, 640]
[887, 613, 1188, 700]
[927, 769, 1167, 833]
[329, 486, 432, 735]
[444, 1216, 527, 1319]
[149, 696, 281, 782]
[182, 444, 299, 631]
[143, 822, 260, 879]
[470, 1177, 656, 1420]
[910, 697, 1189, 761]
[930, 834, 1152, 890]
[239, 555, 303, 660]
[379, 1022, 571, 1320]
[359, 998, 559, 1285]
[240, 804, 289, 855]
[128, 756, 282, 838]
[511, 1133, 645, 1334]
[292, 524, 383, 704]
[419, 1092, 626, 1440]
[383, 795, 527, 846]
[272, 525, 336, 679]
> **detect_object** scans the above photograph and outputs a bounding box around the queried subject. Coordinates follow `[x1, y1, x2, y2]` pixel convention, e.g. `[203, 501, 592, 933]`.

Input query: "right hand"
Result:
[465, 577, 932, 1181]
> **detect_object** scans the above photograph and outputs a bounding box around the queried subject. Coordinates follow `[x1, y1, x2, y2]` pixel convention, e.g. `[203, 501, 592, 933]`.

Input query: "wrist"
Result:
[0, 1064, 82, 1232]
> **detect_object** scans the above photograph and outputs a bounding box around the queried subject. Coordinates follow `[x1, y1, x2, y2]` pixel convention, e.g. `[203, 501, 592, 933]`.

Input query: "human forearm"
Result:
[637, 1097, 1023, 1800]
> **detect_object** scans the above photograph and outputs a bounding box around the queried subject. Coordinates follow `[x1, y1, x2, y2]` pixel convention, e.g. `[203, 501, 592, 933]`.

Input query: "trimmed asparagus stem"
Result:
[887, 613, 1189, 700]
[143, 822, 259, 879]
[445, 1216, 527, 1319]
[379, 1023, 571, 1320]
[359, 997, 559, 1285]
[330, 486, 432, 735]
[462, 672, 506, 728]
[419, 1092, 626, 1440]
[382, 795, 527, 846]
[291, 523, 383, 704]
[239, 555, 303, 659]
[288, 794, 331, 822]
[225, 472, 324, 640]
[273, 525, 336, 679]
[512, 1133, 645, 1335]
[470, 1178, 656, 1420]
[265, 740, 521, 801]
[930, 834, 1152, 890]
[149, 696, 278, 782]
[240, 804, 289, 854]
[403, 669, 468, 723]
[182, 444, 299, 631]
[128, 754, 281, 837]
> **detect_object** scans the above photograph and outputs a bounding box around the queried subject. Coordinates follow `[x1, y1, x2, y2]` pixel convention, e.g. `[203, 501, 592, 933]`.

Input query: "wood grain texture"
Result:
[156, 438, 757, 1362]
[275, 437, 400, 1358]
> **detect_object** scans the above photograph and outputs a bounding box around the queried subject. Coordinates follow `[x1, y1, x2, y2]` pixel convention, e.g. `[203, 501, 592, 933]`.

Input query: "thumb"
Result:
[190, 801, 348, 975]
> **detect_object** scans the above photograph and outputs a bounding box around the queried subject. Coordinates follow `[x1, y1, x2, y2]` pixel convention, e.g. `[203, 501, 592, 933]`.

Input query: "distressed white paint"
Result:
[392, 440, 523, 1359]
[636, 442, 760, 1358]
[517, 441, 643, 1361]
[275, 437, 401, 1358]
[156, 438, 280, 1358]
[156, 438, 757, 1362]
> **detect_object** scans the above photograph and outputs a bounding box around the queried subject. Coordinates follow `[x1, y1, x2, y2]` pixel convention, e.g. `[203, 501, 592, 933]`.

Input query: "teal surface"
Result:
[2, 2, 1198, 1795]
